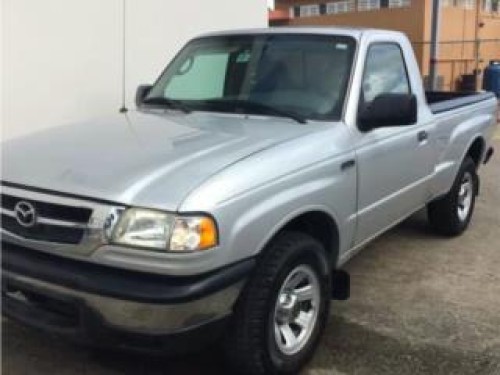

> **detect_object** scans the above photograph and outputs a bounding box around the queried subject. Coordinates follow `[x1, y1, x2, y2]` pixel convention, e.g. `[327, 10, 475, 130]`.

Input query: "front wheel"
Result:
[427, 157, 478, 236]
[225, 231, 331, 375]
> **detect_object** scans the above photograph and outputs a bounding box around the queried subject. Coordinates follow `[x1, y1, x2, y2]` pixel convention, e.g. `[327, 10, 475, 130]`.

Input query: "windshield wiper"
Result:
[142, 96, 192, 114]
[201, 99, 307, 124]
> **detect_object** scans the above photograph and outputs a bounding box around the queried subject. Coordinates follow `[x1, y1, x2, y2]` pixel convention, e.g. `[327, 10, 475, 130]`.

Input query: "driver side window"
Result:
[362, 43, 410, 104]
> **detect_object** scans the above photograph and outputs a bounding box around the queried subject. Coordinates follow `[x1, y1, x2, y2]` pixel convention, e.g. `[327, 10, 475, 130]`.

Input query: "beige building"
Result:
[270, 0, 500, 91]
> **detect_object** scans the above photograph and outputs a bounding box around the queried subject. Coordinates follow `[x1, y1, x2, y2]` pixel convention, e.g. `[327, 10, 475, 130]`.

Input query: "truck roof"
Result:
[199, 26, 406, 40]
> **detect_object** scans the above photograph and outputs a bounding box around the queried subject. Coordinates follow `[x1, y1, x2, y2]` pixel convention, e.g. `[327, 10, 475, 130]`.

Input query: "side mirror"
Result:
[136, 85, 153, 108]
[358, 93, 417, 132]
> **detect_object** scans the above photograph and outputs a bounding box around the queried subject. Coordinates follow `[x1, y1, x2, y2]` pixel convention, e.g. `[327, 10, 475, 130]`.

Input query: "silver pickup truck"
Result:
[2, 28, 497, 374]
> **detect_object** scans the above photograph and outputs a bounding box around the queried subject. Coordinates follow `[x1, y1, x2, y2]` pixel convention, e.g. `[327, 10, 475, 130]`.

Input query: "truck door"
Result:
[353, 42, 435, 245]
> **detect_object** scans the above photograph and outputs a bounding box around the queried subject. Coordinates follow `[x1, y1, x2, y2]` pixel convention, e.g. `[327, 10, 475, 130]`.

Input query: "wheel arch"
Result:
[258, 209, 341, 269]
[465, 136, 486, 168]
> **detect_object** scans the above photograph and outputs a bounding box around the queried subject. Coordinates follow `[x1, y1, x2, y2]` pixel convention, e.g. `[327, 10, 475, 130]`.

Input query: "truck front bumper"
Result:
[1, 242, 254, 353]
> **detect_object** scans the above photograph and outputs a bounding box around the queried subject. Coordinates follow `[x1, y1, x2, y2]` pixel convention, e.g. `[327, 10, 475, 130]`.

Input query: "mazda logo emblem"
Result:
[14, 201, 37, 228]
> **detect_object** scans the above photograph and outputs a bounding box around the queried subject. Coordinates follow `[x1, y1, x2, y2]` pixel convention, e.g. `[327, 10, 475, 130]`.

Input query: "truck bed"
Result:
[426, 91, 495, 114]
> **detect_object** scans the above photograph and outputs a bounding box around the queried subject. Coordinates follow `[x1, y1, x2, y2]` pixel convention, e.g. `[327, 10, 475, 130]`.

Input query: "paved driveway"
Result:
[3, 136, 500, 375]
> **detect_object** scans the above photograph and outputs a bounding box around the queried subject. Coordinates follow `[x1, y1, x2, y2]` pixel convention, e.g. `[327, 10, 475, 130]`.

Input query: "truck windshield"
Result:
[146, 34, 356, 122]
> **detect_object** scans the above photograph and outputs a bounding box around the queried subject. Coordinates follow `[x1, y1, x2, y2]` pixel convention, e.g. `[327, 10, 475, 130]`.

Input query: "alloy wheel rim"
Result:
[457, 172, 473, 222]
[273, 264, 321, 356]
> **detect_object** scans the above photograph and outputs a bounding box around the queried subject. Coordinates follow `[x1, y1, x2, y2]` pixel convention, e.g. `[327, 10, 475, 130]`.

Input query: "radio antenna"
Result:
[119, 0, 128, 113]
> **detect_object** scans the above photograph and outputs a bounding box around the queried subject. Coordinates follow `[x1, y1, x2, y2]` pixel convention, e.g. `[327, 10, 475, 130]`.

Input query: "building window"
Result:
[483, 0, 499, 12]
[299, 4, 321, 17]
[442, 0, 475, 9]
[291, 0, 410, 17]
[326, 0, 355, 14]
[459, 0, 475, 9]
[358, 0, 381, 11]
[387, 0, 411, 8]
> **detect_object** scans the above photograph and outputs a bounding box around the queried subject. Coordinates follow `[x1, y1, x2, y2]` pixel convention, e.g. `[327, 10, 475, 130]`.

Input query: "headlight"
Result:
[111, 208, 173, 249]
[110, 208, 218, 252]
[170, 216, 218, 251]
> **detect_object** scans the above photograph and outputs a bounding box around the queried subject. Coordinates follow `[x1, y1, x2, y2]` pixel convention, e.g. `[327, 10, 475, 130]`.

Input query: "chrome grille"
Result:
[1, 193, 93, 244]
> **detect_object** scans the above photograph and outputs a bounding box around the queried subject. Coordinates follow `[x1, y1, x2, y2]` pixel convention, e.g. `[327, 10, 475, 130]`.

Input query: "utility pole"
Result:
[473, 0, 481, 90]
[429, 0, 441, 91]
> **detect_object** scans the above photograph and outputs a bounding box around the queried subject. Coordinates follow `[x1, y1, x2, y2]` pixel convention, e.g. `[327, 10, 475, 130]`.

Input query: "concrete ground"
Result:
[3, 134, 500, 375]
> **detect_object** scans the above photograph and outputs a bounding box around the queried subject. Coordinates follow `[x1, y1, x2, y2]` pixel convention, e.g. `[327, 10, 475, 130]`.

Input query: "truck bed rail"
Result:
[426, 91, 495, 114]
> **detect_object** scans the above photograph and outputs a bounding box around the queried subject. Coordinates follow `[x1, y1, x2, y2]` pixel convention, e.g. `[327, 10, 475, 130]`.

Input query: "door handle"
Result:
[417, 130, 429, 143]
[340, 159, 356, 171]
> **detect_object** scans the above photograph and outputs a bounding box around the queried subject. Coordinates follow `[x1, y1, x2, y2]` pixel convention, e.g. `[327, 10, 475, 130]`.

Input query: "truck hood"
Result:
[2, 111, 314, 210]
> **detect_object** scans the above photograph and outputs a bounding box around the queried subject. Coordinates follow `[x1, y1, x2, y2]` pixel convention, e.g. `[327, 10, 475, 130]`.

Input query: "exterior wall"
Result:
[274, 0, 500, 91]
[423, 4, 500, 90]
[421, 5, 479, 89]
[477, 11, 500, 79]
[1, 0, 267, 141]
[282, 1, 425, 42]
[287, 4, 426, 41]
[280, 0, 428, 75]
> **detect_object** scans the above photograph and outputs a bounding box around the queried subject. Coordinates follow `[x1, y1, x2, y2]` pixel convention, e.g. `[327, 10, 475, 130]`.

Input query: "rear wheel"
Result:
[427, 157, 478, 236]
[225, 231, 331, 375]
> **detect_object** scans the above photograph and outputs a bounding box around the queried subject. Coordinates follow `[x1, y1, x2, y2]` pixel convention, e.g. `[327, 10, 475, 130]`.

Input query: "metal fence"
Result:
[412, 39, 500, 91]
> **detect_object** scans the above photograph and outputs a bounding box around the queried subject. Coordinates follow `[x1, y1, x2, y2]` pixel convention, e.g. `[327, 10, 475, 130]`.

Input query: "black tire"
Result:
[427, 157, 478, 236]
[225, 231, 331, 375]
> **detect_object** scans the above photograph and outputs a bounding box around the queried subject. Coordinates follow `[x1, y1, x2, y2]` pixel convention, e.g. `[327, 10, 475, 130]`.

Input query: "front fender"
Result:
[179, 126, 357, 272]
